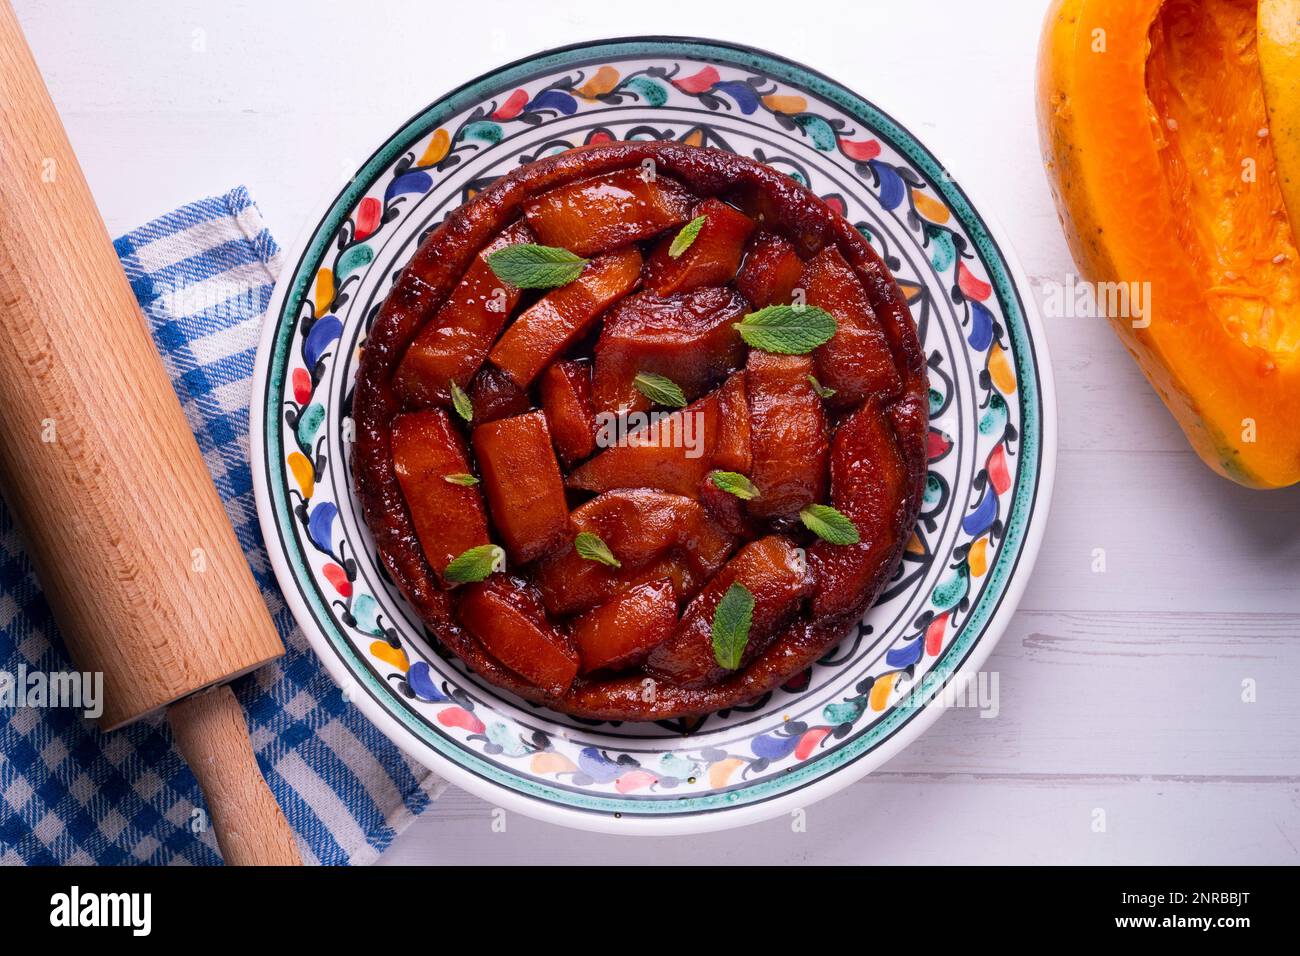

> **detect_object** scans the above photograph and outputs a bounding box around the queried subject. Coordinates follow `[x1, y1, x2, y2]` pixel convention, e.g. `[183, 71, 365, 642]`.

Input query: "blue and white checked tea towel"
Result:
[0, 187, 443, 865]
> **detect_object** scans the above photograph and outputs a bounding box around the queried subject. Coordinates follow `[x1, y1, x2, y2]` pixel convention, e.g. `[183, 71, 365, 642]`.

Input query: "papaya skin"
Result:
[1038, 0, 1300, 488]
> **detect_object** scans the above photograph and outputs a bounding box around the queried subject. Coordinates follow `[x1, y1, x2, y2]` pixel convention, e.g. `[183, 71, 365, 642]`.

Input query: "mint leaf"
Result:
[632, 371, 687, 408]
[807, 374, 837, 399]
[711, 470, 760, 500]
[449, 381, 473, 422]
[574, 531, 620, 568]
[735, 305, 837, 354]
[444, 544, 504, 583]
[443, 473, 479, 486]
[668, 214, 707, 258]
[711, 583, 755, 670]
[799, 504, 860, 545]
[487, 243, 588, 288]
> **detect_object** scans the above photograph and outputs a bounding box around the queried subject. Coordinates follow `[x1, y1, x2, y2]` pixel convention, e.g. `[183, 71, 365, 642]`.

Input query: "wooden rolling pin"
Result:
[0, 1, 300, 866]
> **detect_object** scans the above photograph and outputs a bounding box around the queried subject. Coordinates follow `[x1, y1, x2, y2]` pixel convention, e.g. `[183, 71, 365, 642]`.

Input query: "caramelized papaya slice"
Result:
[539, 360, 597, 466]
[393, 220, 533, 407]
[686, 516, 738, 588]
[488, 247, 642, 387]
[458, 575, 578, 696]
[576, 488, 734, 574]
[810, 399, 910, 620]
[573, 579, 679, 674]
[391, 410, 491, 586]
[572, 489, 707, 567]
[468, 364, 532, 423]
[712, 370, 751, 474]
[534, 490, 734, 616]
[472, 411, 568, 563]
[645, 536, 812, 687]
[567, 388, 721, 498]
[698, 474, 756, 538]
[523, 168, 695, 256]
[533, 547, 622, 616]
[535, 548, 701, 617]
[746, 352, 828, 518]
[590, 287, 748, 414]
[736, 231, 804, 307]
[640, 555, 703, 599]
[643, 198, 756, 296]
[802, 246, 901, 405]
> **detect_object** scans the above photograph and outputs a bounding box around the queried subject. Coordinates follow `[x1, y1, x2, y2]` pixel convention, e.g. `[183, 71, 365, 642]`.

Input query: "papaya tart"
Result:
[353, 141, 928, 721]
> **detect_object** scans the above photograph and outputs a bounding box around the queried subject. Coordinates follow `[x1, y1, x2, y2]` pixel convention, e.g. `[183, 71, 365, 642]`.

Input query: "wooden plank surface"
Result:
[380, 776, 1300, 865]
[16, 0, 1300, 865]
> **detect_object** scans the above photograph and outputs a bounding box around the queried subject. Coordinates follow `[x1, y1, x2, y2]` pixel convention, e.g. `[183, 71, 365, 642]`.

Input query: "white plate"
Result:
[251, 36, 1056, 834]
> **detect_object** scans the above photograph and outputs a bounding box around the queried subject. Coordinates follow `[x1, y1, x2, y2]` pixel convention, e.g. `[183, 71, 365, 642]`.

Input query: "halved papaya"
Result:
[1039, 0, 1300, 487]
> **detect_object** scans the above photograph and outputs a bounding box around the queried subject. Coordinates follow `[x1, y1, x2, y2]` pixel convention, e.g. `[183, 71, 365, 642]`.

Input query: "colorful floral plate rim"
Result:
[251, 36, 1056, 834]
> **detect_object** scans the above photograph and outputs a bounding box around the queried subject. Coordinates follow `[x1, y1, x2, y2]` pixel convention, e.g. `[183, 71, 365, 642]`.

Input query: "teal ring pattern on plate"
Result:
[252, 36, 1053, 828]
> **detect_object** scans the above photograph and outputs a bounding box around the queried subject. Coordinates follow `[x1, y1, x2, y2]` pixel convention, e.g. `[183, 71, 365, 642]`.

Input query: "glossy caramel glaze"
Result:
[353, 142, 927, 720]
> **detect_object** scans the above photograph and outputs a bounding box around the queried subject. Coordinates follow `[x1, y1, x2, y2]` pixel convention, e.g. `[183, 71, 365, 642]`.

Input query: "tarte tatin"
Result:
[353, 141, 928, 721]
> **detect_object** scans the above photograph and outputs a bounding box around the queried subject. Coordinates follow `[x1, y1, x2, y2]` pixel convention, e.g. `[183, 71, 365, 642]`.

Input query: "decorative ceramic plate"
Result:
[251, 36, 1056, 834]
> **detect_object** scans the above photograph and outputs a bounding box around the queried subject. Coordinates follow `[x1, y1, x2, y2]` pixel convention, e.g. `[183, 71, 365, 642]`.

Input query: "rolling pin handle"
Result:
[168, 685, 302, 866]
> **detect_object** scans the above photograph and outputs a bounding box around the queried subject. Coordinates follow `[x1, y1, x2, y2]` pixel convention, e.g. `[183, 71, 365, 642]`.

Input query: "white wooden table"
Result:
[21, 0, 1299, 865]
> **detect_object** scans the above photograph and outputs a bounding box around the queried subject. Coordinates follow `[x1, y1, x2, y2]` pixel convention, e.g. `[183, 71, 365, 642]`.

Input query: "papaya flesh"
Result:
[1259, 1, 1300, 250]
[1039, 0, 1300, 487]
[458, 575, 579, 696]
[471, 411, 569, 563]
[533, 488, 735, 616]
[567, 385, 723, 498]
[809, 398, 911, 620]
[711, 370, 751, 474]
[736, 231, 804, 308]
[467, 364, 531, 424]
[572, 579, 679, 674]
[645, 536, 813, 688]
[393, 220, 533, 408]
[488, 247, 642, 387]
[745, 351, 828, 518]
[643, 198, 756, 296]
[390, 410, 491, 585]
[539, 360, 598, 466]
[802, 246, 902, 407]
[590, 287, 748, 415]
[523, 168, 696, 256]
